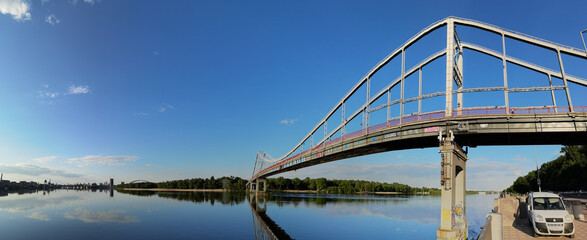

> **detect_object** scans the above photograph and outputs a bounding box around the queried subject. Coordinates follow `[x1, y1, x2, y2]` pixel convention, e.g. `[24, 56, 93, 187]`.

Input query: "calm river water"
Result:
[0, 190, 497, 239]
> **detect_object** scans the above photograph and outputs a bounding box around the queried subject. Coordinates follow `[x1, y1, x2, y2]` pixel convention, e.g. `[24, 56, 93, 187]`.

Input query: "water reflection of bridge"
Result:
[249, 194, 293, 240]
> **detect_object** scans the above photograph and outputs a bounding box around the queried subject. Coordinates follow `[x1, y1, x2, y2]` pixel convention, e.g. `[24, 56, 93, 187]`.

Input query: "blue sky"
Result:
[0, 0, 586, 190]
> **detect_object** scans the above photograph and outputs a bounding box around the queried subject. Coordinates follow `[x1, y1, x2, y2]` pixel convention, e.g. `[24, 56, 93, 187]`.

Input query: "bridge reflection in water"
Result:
[249, 193, 293, 240]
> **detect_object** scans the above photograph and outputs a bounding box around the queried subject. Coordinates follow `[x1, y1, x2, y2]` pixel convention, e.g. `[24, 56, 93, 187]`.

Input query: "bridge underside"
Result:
[258, 114, 587, 179]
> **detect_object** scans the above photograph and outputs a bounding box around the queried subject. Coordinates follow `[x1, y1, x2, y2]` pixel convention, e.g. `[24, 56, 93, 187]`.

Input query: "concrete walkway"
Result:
[504, 219, 587, 239]
[502, 194, 587, 239]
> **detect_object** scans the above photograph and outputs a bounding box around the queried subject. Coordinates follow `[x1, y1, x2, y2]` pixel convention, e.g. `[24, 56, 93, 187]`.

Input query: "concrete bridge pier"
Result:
[255, 178, 267, 195]
[249, 182, 257, 192]
[437, 131, 468, 240]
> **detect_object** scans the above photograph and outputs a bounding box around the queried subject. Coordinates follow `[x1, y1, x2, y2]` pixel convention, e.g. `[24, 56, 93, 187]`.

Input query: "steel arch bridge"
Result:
[247, 16, 587, 239]
[127, 180, 153, 184]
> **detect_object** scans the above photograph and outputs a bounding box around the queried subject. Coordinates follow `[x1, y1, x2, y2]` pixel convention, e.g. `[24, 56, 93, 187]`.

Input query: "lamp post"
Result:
[581, 29, 587, 55]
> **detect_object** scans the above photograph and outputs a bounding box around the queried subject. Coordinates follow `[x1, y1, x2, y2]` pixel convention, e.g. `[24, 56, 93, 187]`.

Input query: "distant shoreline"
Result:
[121, 188, 227, 192]
[120, 188, 416, 195]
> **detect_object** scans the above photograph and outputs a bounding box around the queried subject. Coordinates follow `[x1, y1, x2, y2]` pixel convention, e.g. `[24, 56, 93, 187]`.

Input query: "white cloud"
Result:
[145, 163, 163, 168]
[68, 155, 138, 167]
[159, 104, 174, 113]
[0, 195, 81, 212]
[28, 212, 50, 221]
[511, 155, 530, 162]
[280, 161, 439, 188]
[64, 208, 138, 223]
[34, 156, 57, 164]
[0, 0, 31, 21]
[67, 84, 89, 95]
[37, 84, 90, 104]
[41, 0, 49, 6]
[0, 163, 82, 178]
[71, 0, 98, 6]
[467, 160, 533, 191]
[45, 14, 60, 25]
[37, 91, 60, 104]
[280, 119, 298, 126]
[553, 151, 563, 156]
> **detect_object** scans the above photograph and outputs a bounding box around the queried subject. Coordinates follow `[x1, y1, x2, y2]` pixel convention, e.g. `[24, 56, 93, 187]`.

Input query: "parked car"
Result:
[526, 192, 575, 238]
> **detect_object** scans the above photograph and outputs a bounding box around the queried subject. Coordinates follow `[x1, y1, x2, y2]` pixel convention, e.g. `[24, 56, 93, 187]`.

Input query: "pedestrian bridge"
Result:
[247, 16, 587, 239]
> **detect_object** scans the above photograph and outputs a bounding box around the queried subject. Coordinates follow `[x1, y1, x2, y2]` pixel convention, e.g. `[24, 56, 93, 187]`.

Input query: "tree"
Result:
[275, 177, 286, 190]
[315, 178, 327, 191]
[507, 145, 587, 193]
[292, 178, 301, 190]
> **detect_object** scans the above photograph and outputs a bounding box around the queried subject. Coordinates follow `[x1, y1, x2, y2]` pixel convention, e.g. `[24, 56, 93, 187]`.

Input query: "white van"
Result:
[526, 192, 575, 238]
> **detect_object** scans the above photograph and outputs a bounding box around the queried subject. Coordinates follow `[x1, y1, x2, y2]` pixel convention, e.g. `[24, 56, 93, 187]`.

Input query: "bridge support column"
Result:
[256, 178, 266, 195]
[437, 134, 468, 240]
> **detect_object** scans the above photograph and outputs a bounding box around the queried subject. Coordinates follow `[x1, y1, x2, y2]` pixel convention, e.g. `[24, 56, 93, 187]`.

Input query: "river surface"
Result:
[0, 190, 497, 239]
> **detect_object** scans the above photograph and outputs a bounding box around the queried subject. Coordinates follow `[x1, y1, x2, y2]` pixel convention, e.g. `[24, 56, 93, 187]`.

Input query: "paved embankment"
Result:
[482, 195, 587, 239]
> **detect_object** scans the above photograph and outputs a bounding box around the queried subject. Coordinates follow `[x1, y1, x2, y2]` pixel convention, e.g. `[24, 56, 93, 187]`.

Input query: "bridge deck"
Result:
[250, 111, 587, 183]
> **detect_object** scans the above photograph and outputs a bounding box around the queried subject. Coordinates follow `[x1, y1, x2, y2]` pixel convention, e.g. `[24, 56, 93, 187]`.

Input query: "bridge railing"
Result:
[453, 107, 507, 116]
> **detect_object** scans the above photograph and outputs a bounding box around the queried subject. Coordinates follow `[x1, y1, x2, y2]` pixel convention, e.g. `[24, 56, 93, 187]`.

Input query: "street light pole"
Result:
[534, 146, 541, 192]
[581, 29, 587, 55]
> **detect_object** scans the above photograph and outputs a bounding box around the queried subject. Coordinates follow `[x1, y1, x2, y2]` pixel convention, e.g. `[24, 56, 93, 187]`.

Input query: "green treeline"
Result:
[115, 176, 247, 191]
[115, 175, 445, 195]
[266, 177, 442, 195]
[506, 145, 587, 193]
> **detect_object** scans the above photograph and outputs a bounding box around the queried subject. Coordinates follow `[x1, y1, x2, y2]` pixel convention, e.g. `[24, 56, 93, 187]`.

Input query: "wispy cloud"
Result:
[71, 0, 99, 6]
[68, 155, 138, 167]
[34, 156, 57, 164]
[280, 118, 298, 126]
[0, 195, 81, 213]
[67, 84, 89, 95]
[145, 163, 163, 168]
[64, 208, 139, 223]
[37, 84, 90, 104]
[28, 212, 50, 221]
[134, 104, 175, 117]
[511, 155, 530, 162]
[0, 163, 82, 178]
[45, 14, 60, 25]
[281, 162, 439, 188]
[159, 104, 174, 113]
[0, 0, 31, 21]
[467, 160, 533, 190]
